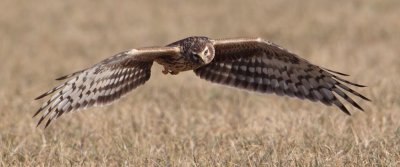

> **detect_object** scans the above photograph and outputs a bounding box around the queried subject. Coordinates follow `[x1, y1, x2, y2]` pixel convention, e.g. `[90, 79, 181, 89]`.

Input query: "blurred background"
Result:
[1, 0, 399, 166]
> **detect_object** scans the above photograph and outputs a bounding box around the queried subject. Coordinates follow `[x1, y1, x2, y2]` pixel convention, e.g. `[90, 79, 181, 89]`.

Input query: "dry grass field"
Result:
[1, 0, 399, 166]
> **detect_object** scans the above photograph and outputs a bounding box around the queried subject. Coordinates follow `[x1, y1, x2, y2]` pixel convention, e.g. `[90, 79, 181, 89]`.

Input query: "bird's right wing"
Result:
[34, 47, 180, 127]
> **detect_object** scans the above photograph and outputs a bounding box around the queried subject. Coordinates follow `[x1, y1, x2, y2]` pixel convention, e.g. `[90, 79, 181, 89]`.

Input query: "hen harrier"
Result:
[34, 36, 370, 127]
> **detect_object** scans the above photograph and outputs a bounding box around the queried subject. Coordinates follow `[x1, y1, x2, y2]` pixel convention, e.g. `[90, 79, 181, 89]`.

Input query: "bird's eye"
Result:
[204, 49, 209, 55]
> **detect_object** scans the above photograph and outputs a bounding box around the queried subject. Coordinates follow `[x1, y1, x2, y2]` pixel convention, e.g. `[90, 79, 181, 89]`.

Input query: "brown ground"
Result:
[1, 0, 399, 166]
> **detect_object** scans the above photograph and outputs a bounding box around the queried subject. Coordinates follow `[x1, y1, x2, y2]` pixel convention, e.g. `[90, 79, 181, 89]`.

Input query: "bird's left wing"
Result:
[34, 47, 180, 127]
[194, 38, 369, 114]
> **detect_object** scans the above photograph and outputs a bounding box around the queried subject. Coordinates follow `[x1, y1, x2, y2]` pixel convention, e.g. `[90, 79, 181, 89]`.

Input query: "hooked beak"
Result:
[197, 50, 210, 64]
[191, 52, 206, 64]
[195, 54, 206, 64]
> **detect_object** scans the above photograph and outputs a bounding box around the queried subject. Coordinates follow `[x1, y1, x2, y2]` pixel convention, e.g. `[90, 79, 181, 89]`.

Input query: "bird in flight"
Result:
[34, 36, 370, 127]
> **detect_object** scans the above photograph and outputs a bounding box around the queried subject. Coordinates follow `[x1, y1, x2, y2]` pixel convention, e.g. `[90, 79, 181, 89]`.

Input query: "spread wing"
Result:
[34, 47, 180, 127]
[194, 38, 370, 114]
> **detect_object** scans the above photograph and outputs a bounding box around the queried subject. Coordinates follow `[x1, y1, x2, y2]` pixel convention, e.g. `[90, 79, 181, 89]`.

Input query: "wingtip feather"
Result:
[55, 70, 84, 80]
[324, 68, 350, 76]
[352, 102, 365, 112]
[55, 75, 69, 81]
[340, 105, 351, 116]
[45, 119, 52, 128]
[32, 108, 42, 118]
[35, 93, 47, 100]
[36, 117, 45, 127]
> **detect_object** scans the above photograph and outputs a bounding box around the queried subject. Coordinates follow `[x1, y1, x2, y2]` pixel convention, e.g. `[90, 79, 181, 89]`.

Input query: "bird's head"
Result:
[174, 36, 215, 65]
[190, 42, 214, 65]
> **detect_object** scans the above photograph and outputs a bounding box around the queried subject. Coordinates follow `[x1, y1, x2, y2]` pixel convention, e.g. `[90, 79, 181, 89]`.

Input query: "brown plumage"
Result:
[34, 36, 370, 128]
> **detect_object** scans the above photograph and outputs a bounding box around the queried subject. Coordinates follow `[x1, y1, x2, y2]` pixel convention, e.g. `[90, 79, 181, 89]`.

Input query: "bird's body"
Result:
[34, 36, 370, 127]
[156, 36, 215, 74]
